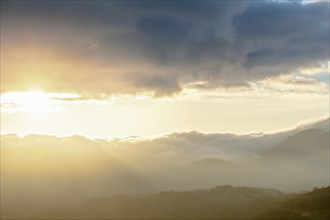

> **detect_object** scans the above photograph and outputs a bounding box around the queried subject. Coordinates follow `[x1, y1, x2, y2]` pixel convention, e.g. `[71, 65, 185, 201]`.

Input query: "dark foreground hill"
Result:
[32, 186, 329, 220]
[32, 185, 286, 219]
[253, 186, 330, 220]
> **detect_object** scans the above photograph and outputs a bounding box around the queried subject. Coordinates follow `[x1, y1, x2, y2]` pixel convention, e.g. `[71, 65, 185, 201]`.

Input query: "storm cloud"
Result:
[1, 0, 328, 96]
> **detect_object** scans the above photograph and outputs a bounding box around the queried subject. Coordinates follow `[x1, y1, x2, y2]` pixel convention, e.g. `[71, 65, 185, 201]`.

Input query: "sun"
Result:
[22, 90, 51, 111]
[1, 89, 55, 113]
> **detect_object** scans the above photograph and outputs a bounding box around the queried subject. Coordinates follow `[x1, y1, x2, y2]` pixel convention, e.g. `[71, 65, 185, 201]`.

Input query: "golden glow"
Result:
[0, 90, 79, 113]
[1, 88, 328, 137]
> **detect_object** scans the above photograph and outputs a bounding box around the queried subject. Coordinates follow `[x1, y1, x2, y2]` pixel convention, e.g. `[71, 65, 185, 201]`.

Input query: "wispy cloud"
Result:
[0, 91, 113, 113]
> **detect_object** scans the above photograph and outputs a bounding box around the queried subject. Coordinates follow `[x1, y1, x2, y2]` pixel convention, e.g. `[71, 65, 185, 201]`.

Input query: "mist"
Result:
[1, 117, 329, 218]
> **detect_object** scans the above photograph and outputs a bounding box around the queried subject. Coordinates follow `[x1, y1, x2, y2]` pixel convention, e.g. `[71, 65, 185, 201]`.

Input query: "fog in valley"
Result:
[1, 116, 329, 218]
[1, 0, 329, 219]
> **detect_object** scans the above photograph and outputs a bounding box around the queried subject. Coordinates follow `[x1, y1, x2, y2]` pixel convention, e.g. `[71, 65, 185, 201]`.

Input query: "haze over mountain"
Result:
[1, 116, 329, 218]
[32, 186, 330, 220]
[261, 128, 329, 157]
[1, 0, 329, 219]
[32, 185, 291, 219]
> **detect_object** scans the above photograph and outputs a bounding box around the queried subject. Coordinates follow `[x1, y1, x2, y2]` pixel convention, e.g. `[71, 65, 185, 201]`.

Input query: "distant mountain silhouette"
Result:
[2, 123, 329, 219]
[190, 158, 234, 168]
[260, 129, 329, 158]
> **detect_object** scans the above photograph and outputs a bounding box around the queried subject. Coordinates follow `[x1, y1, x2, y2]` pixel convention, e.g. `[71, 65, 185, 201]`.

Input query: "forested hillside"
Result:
[32, 186, 329, 220]
[253, 186, 330, 220]
[33, 185, 289, 219]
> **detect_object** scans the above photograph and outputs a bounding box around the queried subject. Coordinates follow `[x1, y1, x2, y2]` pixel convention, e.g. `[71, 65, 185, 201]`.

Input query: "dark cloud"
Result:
[124, 72, 181, 96]
[1, 1, 328, 96]
[235, 1, 329, 38]
[244, 48, 277, 69]
[235, 2, 329, 75]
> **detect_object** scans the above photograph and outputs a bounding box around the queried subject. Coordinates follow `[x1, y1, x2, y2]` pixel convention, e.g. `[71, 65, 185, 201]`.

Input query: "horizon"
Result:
[1, 0, 329, 138]
[1, 0, 329, 219]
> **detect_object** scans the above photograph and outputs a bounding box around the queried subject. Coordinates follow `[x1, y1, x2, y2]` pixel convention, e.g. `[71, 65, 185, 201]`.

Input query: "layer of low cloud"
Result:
[1, 116, 329, 217]
[1, 1, 328, 97]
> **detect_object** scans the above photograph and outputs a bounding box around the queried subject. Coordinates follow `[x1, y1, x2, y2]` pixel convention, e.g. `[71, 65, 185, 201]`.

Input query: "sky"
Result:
[1, 2, 330, 217]
[0, 0, 329, 137]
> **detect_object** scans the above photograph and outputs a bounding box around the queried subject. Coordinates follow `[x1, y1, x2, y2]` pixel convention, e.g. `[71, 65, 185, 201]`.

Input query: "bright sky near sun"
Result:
[0, 0, 329, 137]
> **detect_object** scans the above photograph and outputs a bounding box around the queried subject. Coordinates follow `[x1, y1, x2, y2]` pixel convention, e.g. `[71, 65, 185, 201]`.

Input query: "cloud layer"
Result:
[1, 116, 329, 217]
[1, 1, 328, 96]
